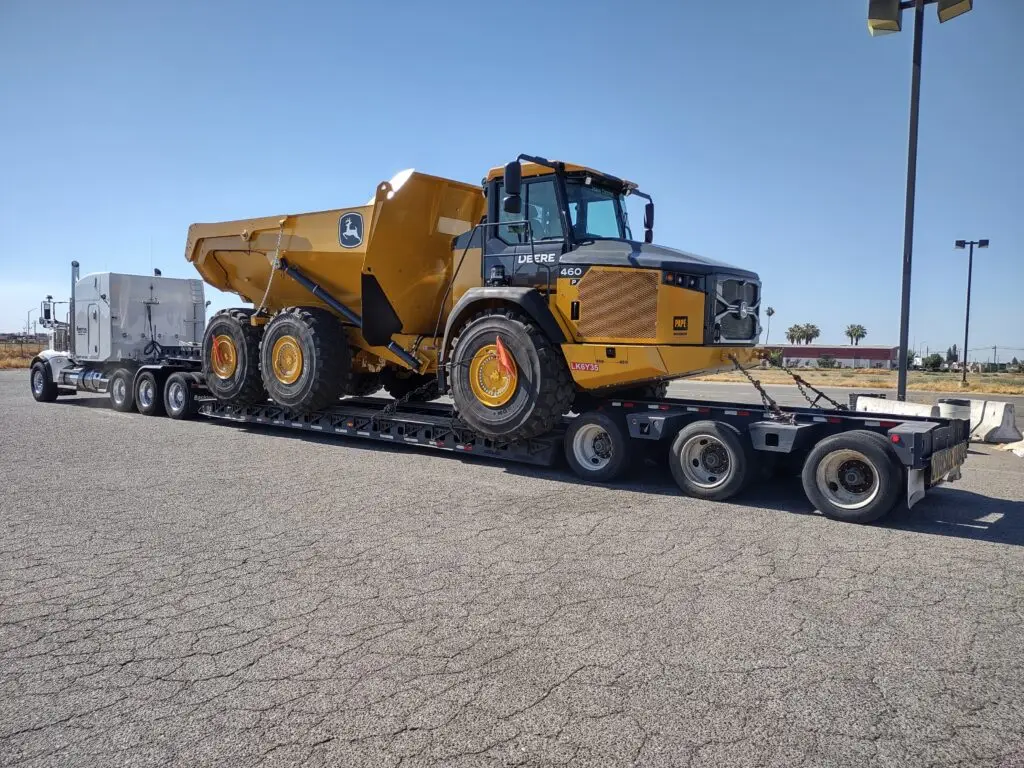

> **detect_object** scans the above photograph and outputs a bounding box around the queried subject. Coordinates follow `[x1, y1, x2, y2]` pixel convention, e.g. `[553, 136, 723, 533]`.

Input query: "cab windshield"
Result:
[565, 179, 632, 241]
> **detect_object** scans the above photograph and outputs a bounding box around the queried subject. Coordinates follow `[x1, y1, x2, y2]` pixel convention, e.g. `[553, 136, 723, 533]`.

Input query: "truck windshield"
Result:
[565, 180, 633, 241]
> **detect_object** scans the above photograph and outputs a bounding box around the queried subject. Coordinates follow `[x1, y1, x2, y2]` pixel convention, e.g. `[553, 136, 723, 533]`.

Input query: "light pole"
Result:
[867, 0, 974, 399]
[26, 307, 37, 336]
[954, 238, 988, 385]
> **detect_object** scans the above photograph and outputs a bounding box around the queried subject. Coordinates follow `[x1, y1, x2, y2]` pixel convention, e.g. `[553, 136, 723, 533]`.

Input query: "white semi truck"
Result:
[31, 261, 207, 416]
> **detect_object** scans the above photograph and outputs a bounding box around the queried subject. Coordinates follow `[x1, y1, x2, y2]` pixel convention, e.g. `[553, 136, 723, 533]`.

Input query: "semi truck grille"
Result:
[577, 268, 659, 340]
[713, 277, 760, 344]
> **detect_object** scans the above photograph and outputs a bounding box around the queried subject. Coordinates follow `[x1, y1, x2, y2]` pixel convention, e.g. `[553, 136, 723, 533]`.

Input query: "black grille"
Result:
[719, 314, 757, 340]
[719, 279, 758, 305]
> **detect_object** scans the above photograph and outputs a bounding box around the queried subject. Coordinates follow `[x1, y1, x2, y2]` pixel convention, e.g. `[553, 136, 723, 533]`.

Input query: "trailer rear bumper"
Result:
[562, 343, 759, 390]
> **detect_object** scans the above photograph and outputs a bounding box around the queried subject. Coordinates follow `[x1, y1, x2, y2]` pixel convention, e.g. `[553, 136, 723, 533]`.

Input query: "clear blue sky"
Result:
[2, 0, 1021, 361]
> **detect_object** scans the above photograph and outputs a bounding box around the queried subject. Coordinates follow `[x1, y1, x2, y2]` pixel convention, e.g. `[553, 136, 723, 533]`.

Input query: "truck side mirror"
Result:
[41, 300, 52, 321]
[502, 160, 523, 215]
[644, 202, 654, 243]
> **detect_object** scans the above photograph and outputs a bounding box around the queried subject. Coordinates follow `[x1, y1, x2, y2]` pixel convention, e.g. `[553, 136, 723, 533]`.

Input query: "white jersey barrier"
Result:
[854, 396, 1021, 444]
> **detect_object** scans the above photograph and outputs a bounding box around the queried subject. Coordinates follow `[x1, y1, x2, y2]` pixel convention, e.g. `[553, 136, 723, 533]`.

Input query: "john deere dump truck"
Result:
[185, 155, 762, 441]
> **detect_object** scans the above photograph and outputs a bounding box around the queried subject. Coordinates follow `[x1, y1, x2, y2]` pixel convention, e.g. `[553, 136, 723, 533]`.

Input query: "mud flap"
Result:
[907, 468, 925, 509]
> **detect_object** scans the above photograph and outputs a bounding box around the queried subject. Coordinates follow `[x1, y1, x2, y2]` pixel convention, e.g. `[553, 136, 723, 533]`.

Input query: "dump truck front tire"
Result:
[260, 307, 351, 412]
[449, 311, 573, 441]
[203, 309, 265, 405]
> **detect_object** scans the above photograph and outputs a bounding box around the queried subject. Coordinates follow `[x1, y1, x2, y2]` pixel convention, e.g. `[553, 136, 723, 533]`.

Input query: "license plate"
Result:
[930, 441, 968, 484]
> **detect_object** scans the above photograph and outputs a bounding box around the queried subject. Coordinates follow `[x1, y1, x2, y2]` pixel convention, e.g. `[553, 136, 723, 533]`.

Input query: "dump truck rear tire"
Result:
[260, 307, 351, 412]
[345, 372, 383, 397]
[203, 309, 265, 405]
[382, 370, 439, 402]
[449, 311, 573, 441]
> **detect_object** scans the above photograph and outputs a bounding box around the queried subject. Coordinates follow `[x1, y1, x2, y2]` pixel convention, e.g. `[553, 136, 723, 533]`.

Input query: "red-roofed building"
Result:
[766, 345, 899, 369]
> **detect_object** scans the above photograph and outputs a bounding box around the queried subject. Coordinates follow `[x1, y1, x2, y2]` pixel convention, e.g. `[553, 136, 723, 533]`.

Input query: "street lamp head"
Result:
[867, 0, 902, 36]
[954, 240, 966, 249]
[937, 0, 972, 23]
[978, 239, 989, 248]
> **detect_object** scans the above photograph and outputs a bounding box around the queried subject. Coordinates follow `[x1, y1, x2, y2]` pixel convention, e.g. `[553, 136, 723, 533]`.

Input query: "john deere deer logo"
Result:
[339, 212, 363, 248]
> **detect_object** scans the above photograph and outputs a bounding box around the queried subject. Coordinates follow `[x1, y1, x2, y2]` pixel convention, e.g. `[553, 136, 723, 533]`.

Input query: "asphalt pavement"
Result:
[2, 369, 1023, 767]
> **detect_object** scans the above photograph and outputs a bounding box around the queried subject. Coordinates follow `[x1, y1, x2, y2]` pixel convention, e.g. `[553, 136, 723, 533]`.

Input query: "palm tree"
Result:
[803, 324, 821, 345]
[764, 306, 775, 343]
[853, 325, 867, 345]
[845, 324, 858, 345]
[785, 324, 801, 344]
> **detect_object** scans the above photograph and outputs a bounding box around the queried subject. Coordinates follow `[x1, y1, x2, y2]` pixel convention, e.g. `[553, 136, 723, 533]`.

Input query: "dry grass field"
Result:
[0, 341, 45, 370]
[696, 366, 1024, 395]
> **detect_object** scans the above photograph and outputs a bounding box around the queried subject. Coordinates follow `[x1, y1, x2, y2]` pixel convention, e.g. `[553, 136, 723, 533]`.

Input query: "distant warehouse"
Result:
[767, 345, 899, 369]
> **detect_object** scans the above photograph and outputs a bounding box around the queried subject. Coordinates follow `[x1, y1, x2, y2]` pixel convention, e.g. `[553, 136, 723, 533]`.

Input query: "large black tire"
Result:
[164, 372, 198, 420]
[382, 370, 439, 402]
[612, 381, 670, 401]
[801, 430, 902, 524]
[108, 368, 136, 413]
[564, 411, 633, 483]
[345, 372, 384, 397]
[203, 309, 265, 405]
[669, 420, 756, 501]
[135, 370, 165, 416]
[449, 310, 573, 441]
[259, 307, 351, 412]
[30, 361, 58, 402]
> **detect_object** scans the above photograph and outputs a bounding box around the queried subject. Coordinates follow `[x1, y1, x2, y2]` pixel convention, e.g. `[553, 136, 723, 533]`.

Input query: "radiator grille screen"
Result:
[577, 269, 659, 339]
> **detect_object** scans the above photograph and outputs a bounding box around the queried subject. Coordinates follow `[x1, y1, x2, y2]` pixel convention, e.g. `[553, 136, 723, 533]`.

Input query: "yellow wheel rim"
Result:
[271, 335, 304, 385]
[210, 334, 238, 380]
[469, 343, 518, 408]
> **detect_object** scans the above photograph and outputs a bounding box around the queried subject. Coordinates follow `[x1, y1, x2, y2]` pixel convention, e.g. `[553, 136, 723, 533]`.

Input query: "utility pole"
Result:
[955, 239, 989, 386]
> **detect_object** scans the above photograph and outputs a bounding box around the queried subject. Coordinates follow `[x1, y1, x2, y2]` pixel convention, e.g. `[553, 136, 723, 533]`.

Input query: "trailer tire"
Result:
[801, 431, 902, 524]
[164, 373, 197, 420]
[260, 307, 351, 412]
[30, 361, 58, 402]
[108, 368, 135, 413]
[449, 310, 573, 441]
[669, 420, 755, 501]
[564, 411, 632, 483]
[135, 371, 165, 416]
[382, 370, 439, 402]
[203, 309, 265, 406]
[345, 372, 383, 398]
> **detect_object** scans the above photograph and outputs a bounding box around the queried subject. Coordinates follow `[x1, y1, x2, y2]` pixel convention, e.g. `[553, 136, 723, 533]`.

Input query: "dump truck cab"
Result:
[448, 155, 762, 393]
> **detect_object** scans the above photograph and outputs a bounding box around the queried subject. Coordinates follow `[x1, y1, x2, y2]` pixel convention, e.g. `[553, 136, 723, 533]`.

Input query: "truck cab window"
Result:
[498, 179, 564, 243]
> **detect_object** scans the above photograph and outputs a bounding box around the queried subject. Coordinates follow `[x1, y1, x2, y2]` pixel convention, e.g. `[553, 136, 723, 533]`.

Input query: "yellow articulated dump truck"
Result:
[185, 154, 762, 440]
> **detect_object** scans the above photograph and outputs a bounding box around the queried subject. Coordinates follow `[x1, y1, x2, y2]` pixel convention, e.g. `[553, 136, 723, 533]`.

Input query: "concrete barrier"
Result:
[965, 399, 1022, 444]
[854, 397, 939, 418]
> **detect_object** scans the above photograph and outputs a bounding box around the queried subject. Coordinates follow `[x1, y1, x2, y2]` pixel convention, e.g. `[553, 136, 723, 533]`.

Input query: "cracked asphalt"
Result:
[2, 369, 1023, 767]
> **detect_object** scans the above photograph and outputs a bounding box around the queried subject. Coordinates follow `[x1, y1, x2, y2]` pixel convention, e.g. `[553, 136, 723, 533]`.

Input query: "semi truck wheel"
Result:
[669, 420, 755, 501]
[135, 371, 165, 416]
[260, 307, 351, 412]
[345, 372, 383, 397]
[164, 373, 198, 420]
[801, 431, 901, 524]
[30, 361, 58, 402]
[203, 309, 265, 405]
[564, 411, 632, 483]
[382, 370, 439, 402]
[108, 368, 136, 413]
[449, 311, 573, 441]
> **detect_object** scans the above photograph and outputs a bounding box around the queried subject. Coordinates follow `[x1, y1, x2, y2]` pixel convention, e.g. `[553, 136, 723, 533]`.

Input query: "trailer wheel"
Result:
[108, 368, 135, 413]
[669, 420, 755, 501]
[801, 431, 901, 524]
[382, 370, 439, 402]
[449, 311, 573, 441]
[203, 309, 265, 405]
[564, 411, 632, 483]
[135, 371, 165, 416]
[345, 372, 383, 398]
[30, 361, 58, 402]
[260, 307, 351, 412]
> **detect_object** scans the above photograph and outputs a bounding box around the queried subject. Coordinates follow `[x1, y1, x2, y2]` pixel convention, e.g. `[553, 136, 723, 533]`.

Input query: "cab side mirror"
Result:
[502, 160, 522, 215]
[643, 202, 654, 243]
[41, 299, 52, 322]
